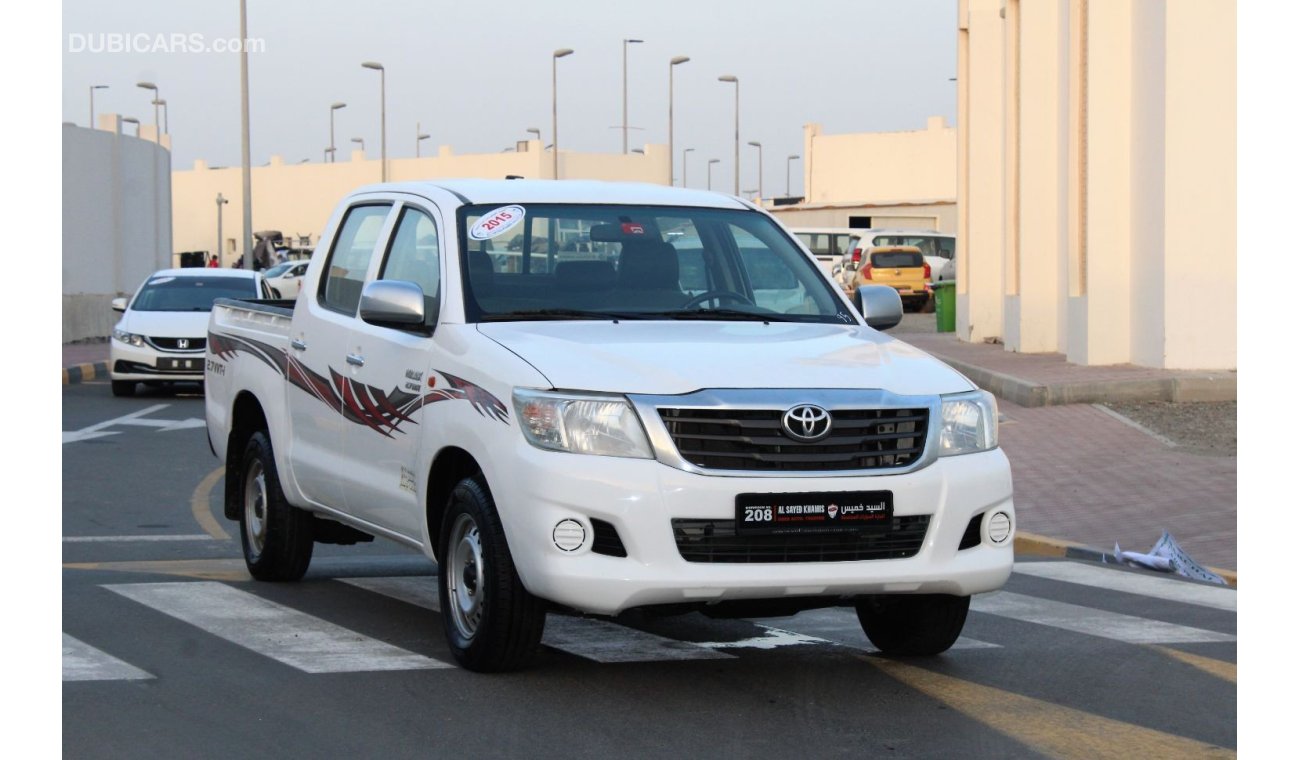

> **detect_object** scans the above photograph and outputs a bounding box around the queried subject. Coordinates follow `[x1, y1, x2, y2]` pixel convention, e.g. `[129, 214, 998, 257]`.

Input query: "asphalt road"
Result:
[63, 381, 1237, 758]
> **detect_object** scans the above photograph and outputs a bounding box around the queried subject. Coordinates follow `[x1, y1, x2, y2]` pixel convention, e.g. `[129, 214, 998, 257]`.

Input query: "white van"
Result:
[788, 227, 860, 278]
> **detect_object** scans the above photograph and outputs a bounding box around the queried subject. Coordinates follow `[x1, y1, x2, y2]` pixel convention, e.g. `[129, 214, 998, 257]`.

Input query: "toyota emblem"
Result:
[781, 404, 832, 442]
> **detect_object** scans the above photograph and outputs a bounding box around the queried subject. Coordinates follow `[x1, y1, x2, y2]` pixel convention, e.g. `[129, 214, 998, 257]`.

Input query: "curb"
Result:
[1015, 530, 1237, 588]
[63, 362, 109, 385]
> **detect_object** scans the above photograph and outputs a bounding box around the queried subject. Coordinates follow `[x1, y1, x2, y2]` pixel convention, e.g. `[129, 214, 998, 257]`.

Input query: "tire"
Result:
[438, 476, 546, 672]
[239, 431, 314, 581]
[110, 380, 135, 397]
[855, 594, 970, 656]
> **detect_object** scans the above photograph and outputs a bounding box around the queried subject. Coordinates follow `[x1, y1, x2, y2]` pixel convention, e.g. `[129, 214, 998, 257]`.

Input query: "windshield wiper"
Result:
[644, 308, 785, 322]
[480, 308, 649, 322]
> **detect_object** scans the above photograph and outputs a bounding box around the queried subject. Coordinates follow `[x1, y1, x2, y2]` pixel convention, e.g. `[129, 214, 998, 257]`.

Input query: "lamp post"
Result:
[668, 55, 689, 186]
[717, 75, 739, 194]
[89, 84, 108, 128]
[351, 137, 365, 153]
[361, 62, 386, 181]
[416, 122, 430, 157]
[121, 116, 140, 137]
[747, 141, 763, 201]
[526, 127, 541, 143]
[552, 48, 574, 179]
[682, 147, 694, 188]
[707, 158, 719, 190]
[215, 193, 228, 266]
[621, 39, 643, 154]
[329, 102, 346, 163]
[152, 99, 169, 134]
[324, 147, 333, 162]
[786, 154, 799, 197]
[239, 0, 253, 269]
[136, 81, 160, 141]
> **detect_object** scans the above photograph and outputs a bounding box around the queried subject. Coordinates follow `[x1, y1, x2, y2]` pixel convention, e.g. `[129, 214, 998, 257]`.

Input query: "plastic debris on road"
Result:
[1110, 531, 1226, 585]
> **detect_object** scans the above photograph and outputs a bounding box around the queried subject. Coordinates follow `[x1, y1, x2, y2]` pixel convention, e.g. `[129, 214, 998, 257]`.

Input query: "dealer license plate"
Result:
[159, 358, 203, 371]
[736, 491, 893, 535]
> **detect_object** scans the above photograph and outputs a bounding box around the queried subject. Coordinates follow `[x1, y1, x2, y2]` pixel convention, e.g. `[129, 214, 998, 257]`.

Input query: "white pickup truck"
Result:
[205, 179, 1014, 672]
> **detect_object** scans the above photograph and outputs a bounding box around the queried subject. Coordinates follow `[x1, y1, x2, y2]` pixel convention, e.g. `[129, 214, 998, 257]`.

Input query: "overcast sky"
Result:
[62, 0, 957, 193]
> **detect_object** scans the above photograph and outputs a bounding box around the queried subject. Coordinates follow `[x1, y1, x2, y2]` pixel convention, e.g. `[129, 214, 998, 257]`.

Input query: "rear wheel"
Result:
[438, 476, 546, 672]
[111, 380, 135, 397]
[239, 431, 314, 581]
[855, 594, 970, 656]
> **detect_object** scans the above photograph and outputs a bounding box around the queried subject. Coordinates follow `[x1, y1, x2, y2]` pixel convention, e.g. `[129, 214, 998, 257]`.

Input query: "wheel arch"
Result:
[224, 391, 269, 521]
[425, 446, 483, 562]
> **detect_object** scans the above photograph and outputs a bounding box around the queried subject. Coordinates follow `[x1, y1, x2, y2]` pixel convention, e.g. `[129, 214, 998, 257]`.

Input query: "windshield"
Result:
[459, 204, 854, 324]
[130, 275, 258, 312]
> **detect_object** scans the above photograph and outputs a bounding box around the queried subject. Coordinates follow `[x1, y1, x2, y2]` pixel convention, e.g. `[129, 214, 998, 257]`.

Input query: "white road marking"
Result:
[63, 404, 205, 444]
[341, 576, 732, 663]
[64, 534, 217, 543]
[751, 607, 1000, 652]
[1014, 561, 1236, 612]
[971, 591, 1235, 644]
[697, 626, 829, 650]
[106, 581, 451, 672]
[63, 633, 153, 682]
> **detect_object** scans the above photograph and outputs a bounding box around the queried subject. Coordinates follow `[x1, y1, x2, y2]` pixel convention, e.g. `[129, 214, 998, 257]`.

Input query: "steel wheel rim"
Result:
[446, 513, 485, 640]
[243, 458, 267, 557]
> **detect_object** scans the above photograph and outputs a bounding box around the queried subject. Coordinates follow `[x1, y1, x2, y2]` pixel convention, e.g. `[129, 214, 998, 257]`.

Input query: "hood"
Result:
[118, 309, 213, 339]
[477, 321, 974, 397]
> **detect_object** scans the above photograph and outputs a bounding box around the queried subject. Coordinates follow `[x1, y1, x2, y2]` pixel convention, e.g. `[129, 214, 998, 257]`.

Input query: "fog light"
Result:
[552, 519, 586, 552]
[987, 511, 1012, 544]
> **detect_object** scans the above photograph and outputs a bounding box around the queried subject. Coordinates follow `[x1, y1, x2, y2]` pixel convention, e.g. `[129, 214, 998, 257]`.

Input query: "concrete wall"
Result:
[802, 118, 956, 206]
[767, 202, 956, 235]
[171, 141, 670, 263]
[63, 120, 172, 342]
[958, 0, 1236, 370]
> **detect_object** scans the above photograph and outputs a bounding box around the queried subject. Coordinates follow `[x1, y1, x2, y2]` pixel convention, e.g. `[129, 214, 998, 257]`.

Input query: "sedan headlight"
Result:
[112, 329, 146, 348]
[938, 390, 999, 456]
[512, 389, 653, 459]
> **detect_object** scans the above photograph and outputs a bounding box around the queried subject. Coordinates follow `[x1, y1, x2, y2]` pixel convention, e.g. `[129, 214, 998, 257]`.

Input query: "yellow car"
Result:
[851, 245, 932, 311]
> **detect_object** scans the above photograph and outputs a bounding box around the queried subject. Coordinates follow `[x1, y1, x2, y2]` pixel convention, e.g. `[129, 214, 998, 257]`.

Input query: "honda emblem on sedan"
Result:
[781, 404, 832, 442]
[177, 339, 189, 349]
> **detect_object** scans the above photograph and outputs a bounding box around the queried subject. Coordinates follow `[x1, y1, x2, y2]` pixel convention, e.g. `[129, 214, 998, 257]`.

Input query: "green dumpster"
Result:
[933, 281, 956, 333]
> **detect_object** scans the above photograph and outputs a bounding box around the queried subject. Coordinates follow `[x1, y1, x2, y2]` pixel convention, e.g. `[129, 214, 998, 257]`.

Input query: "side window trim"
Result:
[376, 202, 443, 330]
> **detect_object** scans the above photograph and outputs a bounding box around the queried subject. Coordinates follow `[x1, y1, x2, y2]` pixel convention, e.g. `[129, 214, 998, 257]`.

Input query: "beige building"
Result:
[957, 0, 1235, 370]
[172, 143, 669, 263]
[768, 117, 957, 232]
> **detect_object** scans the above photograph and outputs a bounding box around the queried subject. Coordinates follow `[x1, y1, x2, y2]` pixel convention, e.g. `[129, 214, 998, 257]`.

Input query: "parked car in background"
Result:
[840, 229, 956, 284]
[110, 268, 266, 397]
[263, 260, 310, 299]
[789, 227, 858, 278]
[848, 246, 932, 312]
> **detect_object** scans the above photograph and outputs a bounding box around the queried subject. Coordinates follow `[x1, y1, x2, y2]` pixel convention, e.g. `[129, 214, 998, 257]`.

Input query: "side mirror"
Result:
[853, 284, 903, 331]
[111, 297, 127, 312]
[360, 280, 429, 332]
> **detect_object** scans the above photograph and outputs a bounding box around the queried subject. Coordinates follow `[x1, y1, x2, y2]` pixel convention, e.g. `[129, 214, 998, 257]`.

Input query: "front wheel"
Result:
[239, 431, 314, 581]
[855, 594, 970, 656]
[438, 476, 546, 672]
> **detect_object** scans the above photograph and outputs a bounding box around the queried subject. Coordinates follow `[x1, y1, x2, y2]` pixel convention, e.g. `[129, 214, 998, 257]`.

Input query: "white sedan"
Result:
[263, 260, 309, 299]
[110, 268, 265, 397]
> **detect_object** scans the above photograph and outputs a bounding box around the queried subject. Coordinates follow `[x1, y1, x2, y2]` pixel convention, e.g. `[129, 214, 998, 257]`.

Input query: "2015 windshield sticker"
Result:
[469, 205, 525, 240]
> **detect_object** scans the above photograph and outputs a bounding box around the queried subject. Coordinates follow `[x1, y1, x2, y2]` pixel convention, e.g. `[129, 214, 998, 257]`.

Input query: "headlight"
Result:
[512, 389, 653, 459]
[938, 390, 998, 456]
[112, 329, 146, 348]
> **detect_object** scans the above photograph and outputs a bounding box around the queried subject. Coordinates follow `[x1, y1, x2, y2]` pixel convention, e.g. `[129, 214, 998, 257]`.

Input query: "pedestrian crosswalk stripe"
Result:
[340, 576, 732, 663]
[751, 607, 1001, 652]
[63, 633, 153, 682]
[1151, 646, 1236, 683]
[1014, 561, 1236, 612]
[105, 581, 452, 673]
[971, 592, 1235, 644]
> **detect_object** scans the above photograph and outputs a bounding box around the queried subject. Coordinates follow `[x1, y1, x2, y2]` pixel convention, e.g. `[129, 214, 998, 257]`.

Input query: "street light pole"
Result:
[89, 85, 108, 128]
[121, 117, 140, 137]
[416, 122, 430, 157]
[329, 102, 346, 163]
[747, 141, 763, 201]
[682, 147, 694, 188]
[718, 75, 739, 194]
[622, 39, 643, 154]
[669, 56, 689, 185]
[351, 137, 365, 153]
[152, 99, 169, 134]
[216, 193, 228, 266]
[137, 82, 160, 141]
[707, 158, 719, 191]
[361, 62, 386, 181]
[786, 154, 799, 197]
[239, 0, 253, 270]
[552, 48, 574, 179]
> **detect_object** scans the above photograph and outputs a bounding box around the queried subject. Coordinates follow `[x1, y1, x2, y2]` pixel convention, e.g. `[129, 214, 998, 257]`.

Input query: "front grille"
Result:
[659, 407, 928, 472]
[147, 337, 206, 352]
[672, 516, 930, 563]
[113, 359, 203, 376]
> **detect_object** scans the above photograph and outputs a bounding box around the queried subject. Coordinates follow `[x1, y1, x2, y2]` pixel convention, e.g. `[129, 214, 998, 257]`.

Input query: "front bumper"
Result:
[110, 338, 206, 382]
[489, 444, 1015, 615]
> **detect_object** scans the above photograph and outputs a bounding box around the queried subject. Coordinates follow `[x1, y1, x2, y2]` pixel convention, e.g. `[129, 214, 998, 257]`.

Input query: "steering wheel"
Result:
[680, 290, 756, 309]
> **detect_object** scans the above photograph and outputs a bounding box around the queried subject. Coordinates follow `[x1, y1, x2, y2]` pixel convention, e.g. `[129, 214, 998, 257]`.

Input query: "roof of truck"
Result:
[348, 179, 753, 210]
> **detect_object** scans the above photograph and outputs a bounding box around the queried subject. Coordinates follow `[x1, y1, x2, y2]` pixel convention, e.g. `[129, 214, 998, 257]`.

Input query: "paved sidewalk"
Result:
[63, 328, 1237, 576]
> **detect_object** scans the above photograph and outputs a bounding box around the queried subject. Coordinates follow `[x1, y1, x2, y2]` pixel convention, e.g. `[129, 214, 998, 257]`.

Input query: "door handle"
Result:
[290, 338, 307, 351]
[346, 353, 365, 367]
